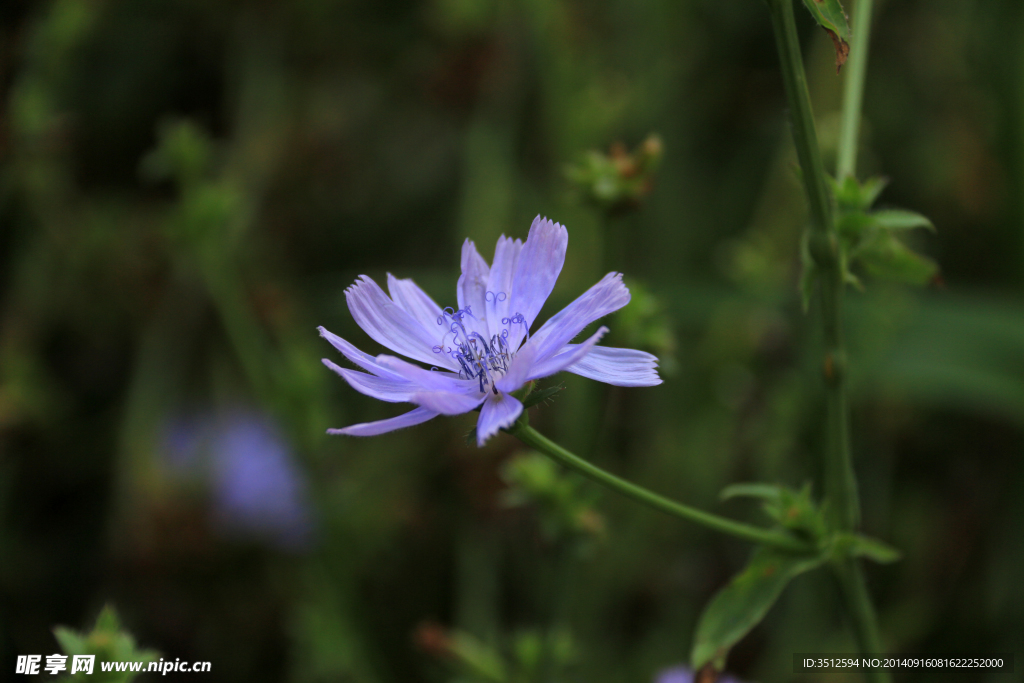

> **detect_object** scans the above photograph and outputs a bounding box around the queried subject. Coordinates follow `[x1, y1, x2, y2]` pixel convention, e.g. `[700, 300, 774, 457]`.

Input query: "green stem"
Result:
[834, 560, 887, 683]
[767, 3, 887, 680]
[767, 0, 834, 239]
[508, 423, 812, 553]
[836, 0, 875, 179]
[768, 0, 858, 533]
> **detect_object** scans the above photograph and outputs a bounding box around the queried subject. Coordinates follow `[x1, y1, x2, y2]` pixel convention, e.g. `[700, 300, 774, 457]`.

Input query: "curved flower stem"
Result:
[767, 2, 888, 680]
[836, 0, 875, 179]
[507, 423, 813, 554]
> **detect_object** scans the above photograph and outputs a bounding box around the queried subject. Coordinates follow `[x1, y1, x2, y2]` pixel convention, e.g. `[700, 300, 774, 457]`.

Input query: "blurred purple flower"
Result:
[320, 216, 662, 446]
[654, 666, 744, 683]
[161, 410, 313, 550]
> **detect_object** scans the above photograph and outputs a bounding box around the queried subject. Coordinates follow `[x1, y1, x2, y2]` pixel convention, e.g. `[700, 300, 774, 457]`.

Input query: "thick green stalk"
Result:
[768, 0, 858, 534]
[767, 0, 834, 240]
[836, 0, 875, 179]
[508, 423, 812, 553]
[834, 560, 885, 665]
[767, 3, 887, 681]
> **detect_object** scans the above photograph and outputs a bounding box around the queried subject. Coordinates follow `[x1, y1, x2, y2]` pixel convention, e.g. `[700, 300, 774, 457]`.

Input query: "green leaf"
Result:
[834, 533, 902, 564]
[448, 631, 507, 683]
[691, 548, 826, 670]
[859, 231, 938, 286]
[831, 175, 889, 211]
[723, 482, 828, 543]
[720, 483, 785, 503]
[800, 0, 851, 72]
[836, 210, 874, 241]
[94, 604, 122, 633]
[520, 383, 564, 410]
[840, 249, 864, 291]
[871, 209, 935, 232]
[831, 174, 858, 210]
[859, 176, 889, 209]
[53, 605, 159, 682]
[53, 627, 87, 656]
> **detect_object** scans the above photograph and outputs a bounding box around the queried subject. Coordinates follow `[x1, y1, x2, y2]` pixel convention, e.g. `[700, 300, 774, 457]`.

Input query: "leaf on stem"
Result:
[691, 547, 825, 671]
[833, 533, 902, 564]
[800, 0, 852, 72]
[821, 174, 940, 291]
[871, 209, 935, 232]
[520, 383, 564, 410]
[721, 482, 828, 540]
[859, 231, 938, 285]
[720, 483, 785, 503]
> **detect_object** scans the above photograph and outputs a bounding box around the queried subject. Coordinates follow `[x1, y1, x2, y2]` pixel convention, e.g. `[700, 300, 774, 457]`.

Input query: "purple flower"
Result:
[210, 413, 313, 550]
[160, 410, 313, 550]
[655, 667, 696, 683]
[320, 216, 661, 446]
[654, 666, 744, 683]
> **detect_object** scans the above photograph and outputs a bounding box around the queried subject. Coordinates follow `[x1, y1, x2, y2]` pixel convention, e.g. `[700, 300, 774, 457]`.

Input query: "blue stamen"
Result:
[433, 302, 526, 393]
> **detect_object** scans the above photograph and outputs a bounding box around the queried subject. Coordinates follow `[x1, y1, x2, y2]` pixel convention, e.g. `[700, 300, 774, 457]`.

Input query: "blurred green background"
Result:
[1, 0, 1022, 681]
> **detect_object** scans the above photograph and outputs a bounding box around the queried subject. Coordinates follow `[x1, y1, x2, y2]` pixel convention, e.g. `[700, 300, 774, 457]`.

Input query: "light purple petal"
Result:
[387, 274, 445, 336]
[495, 341, 537, 394]
[346, 275, 458, 370]
[567, 345, 662, 387]
[526, 326, 608, 381]
[653, 666, 694, 683]
[485, 235, 522, 336]
[506, 217, 568, 348]
[414, 389, 485, 415]
[328, 406, 438, 436]
[375, 355, 477, 394]
[456, 239, 491, 339]
[322, 359, 417, 402]
[319, 326, 412, 380]
[522, 272, 630, 364]
[654, 666, 743, 683]
[210, 412, 313, 550]
[476, 393, 523, 446]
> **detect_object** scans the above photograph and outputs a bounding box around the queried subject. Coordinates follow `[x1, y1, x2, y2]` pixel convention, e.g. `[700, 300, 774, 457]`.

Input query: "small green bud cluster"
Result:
[801, 175, 938, 310]
[565, 134, 663, 215]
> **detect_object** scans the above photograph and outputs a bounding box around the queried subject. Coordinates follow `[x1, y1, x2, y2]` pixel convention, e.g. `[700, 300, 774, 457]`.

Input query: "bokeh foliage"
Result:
[1, 0, 1022, 681]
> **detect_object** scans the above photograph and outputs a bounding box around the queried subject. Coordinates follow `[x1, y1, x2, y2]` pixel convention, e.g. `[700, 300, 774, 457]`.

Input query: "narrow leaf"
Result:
[800, 0, 851, 72]
[831, 174, 860, 209]
[691, 548, 825, 670]
[53, 627, 87, 656]
[860, 232, 938, 286]
[521, 384, 564, 410]
[871, 209, 935, 232]
[720, 483, 785, 503]
[835, 533, 902, 564]
[860, 176, 889, 208]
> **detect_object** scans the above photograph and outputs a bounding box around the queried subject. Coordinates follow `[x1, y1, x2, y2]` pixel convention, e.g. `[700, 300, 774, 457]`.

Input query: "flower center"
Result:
[431, 292, 528, 394]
